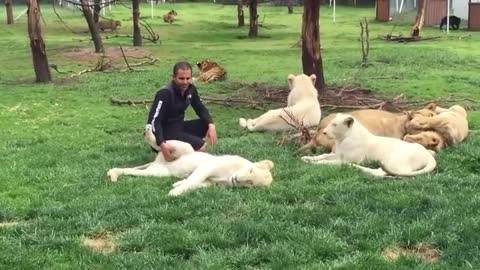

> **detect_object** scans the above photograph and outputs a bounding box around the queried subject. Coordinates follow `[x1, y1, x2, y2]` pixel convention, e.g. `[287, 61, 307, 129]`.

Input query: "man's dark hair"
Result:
[173, 61, 192, 76]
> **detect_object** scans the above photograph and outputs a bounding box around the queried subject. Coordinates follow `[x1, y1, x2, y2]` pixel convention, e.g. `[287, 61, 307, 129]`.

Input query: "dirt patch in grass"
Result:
[82, 231, 116, 254]
[383, 243, 442, 263]
[62, 47, 152, 63]
[222, 81, 476, 112]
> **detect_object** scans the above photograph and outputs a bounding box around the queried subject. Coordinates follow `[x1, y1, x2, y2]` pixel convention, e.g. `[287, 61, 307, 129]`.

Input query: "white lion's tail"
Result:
[352, 154, 436, 178]
[382, 154, 437, 177]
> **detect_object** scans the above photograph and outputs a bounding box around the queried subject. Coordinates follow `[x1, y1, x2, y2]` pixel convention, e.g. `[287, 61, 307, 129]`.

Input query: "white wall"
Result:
[452, 0, 469, 20]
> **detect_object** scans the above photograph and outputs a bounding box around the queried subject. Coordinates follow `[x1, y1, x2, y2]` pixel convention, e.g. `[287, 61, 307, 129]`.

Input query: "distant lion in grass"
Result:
[163, 10, 178, 24]
[96, 20, 121, 31]
[193, 59, 227, 83]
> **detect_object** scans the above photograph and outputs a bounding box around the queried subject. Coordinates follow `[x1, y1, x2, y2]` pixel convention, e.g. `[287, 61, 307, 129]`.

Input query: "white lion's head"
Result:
[229, 160, 274, 187]
[323, 113, 356, 140]
[286, 74, 318, 105]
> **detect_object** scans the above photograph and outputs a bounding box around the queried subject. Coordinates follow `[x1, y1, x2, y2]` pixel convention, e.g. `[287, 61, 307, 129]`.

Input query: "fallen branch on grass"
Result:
[378, 34, 441, 43]
[110, 96, 272, 109]
[277, 109, 312, 146]
[119, 45, 133, 71]
[65, 52, 159, 77]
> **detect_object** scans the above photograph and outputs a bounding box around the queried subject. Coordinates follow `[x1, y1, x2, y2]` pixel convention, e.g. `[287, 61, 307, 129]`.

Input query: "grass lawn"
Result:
[1, 3, 479, 269]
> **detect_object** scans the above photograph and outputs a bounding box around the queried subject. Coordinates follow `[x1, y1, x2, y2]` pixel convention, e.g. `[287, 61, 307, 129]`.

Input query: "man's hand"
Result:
[207, 123, 217, 145]
[160, 142, 175, 161]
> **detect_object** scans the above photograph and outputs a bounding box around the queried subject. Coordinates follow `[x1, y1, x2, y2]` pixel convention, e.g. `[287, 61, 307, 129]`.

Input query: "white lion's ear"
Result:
[344, 116, 354, 128]
[309, 74, 317, 85]
[256, 160, 274, 170]
[287, 74, 295, 89]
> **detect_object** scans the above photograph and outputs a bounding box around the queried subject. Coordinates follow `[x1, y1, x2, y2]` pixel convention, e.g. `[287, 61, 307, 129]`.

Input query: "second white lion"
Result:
[302, 113, 437, 177]
[239, 73, 321, 131]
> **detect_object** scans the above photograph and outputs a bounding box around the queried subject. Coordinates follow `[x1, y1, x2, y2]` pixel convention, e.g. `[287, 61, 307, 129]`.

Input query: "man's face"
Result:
[173, 68, 192, 92]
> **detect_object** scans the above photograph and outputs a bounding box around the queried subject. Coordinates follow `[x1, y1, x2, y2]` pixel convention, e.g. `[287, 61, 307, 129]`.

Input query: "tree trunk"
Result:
[6, 0, 14, 24]
[411, 0, 427, 37]
[93, 0, 101, 23]
[301, 0, 325, 91]
[27, 0, 51, 82]
[288, 0, 294, 14]
[80, 0, 104, 53]
[248, 0, 258, 38]
[132, 0, 142, 46]
[237, 0, 245, 27]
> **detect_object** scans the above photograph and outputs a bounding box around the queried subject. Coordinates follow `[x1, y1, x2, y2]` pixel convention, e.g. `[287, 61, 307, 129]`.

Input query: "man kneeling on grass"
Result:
[146, 61, 217, 161]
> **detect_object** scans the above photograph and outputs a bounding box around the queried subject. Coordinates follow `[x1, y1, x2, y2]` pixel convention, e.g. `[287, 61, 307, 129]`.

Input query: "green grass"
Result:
[1, 3, 480, 269]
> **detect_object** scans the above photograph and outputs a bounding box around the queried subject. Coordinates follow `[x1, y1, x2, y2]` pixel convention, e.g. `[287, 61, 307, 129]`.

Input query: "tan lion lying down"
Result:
[107, 129, 274, 196]
[302, 114, 436, 177]
[239, 74, 321, 131]
[404, 131, 445, 152]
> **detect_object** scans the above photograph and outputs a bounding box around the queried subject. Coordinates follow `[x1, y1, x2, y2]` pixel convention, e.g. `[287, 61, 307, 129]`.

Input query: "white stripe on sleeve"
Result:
[150, 100, 163, 132]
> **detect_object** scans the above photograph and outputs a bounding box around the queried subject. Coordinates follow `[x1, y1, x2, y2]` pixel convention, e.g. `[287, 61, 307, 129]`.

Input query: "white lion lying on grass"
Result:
[107, 129, 274, 196]
[302, 113, 437, 177]
[239, 73, 321, 131]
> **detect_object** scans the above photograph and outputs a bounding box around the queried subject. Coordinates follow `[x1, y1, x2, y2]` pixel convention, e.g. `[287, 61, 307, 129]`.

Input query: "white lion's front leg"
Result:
[172, 179, 186, 188]
[168, 166, 214, 196]
[307, 159, 346, 165]
[301, 153, 339, 163]
[107, 168, 122, 182]
[107, 164, 170, 182]
[239, 118, 251, 129]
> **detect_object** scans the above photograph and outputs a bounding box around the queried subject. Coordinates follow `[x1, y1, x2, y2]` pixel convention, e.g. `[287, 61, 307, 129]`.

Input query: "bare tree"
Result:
[6, 0, 14, 24]
[288, 0, 294, 14]
[79, 0, 104, 53]
[132, 0, 142, 46]
[248, 0, 258, 38]
[301, 0, 325, 90]
[26, 0, 51, 82]
[411, 0, 427, 37]
[237, 0, 245, 27]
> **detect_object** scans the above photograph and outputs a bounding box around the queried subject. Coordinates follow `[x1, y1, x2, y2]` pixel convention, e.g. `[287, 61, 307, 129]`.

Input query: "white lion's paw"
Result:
[145, 124, 153, 133]
[168, 187, 185, 197]
[301, 156, 315, 163]
[107, 168, 120, 182]
[246, 119, 256, 131]
[172, 179, 186, 188]
[239, 118, 247, 128]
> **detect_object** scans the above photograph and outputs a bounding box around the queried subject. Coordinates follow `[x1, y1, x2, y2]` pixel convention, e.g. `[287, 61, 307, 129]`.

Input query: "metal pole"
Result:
[151, 0, 154, 18]
[333, 0, 336, 22]
[447, 0, 450, 33]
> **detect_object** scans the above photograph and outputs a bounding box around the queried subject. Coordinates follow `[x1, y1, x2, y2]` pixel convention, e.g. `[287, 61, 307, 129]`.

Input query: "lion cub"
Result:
[302, 114, 437, 177]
